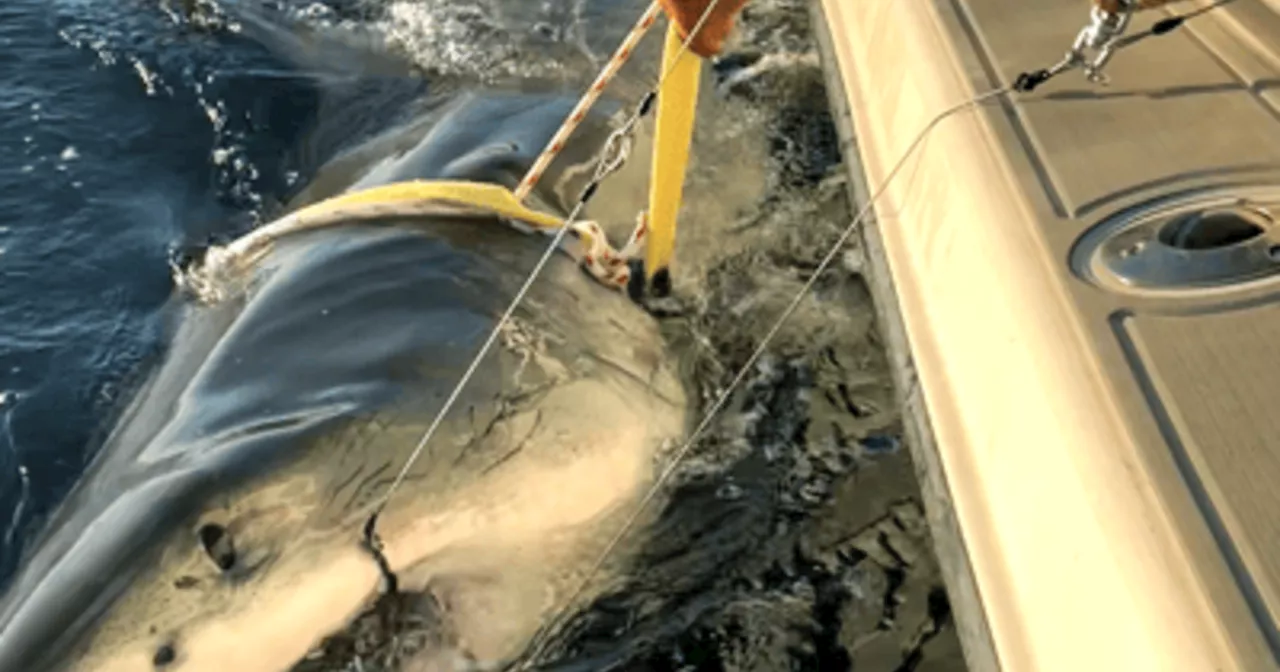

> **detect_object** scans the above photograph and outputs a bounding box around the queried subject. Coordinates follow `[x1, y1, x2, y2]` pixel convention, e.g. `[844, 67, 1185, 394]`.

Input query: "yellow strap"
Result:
[644, 22, 703, 283]
[289, 180, 568, 232]
[270, 179, 647, 289]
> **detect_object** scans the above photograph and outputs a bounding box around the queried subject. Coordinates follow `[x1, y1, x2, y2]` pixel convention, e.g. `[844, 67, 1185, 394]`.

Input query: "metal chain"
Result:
[360, 0, 727, 590]
[596, 119, 638, 182]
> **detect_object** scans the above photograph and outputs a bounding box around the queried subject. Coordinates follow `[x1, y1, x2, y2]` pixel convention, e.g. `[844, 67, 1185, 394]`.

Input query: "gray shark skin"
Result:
[0, 89, 685, 672]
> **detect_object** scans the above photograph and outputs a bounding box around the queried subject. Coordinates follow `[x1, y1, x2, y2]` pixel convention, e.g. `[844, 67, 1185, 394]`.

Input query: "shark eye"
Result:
[153, 643, 176, 668]
[198, 523, 237, 572]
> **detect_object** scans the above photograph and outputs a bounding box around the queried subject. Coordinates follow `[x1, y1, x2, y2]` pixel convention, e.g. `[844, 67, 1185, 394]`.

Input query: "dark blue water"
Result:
[0, 0, 355, 586]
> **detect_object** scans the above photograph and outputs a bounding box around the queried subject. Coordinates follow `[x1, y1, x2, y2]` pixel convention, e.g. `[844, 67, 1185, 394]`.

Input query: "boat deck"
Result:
[814, 0, 1280, 669]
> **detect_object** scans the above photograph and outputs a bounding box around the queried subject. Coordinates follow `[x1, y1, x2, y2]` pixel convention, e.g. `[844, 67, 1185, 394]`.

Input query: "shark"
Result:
[0, 77, 686, 671]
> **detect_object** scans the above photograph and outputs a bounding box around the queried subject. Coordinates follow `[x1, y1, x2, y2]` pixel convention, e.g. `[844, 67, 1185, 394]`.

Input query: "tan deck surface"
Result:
[815, 0, 1280, 669]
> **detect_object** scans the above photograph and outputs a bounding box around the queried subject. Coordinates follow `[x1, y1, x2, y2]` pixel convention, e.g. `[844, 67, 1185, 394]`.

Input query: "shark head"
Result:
[0, 89, 685, 672]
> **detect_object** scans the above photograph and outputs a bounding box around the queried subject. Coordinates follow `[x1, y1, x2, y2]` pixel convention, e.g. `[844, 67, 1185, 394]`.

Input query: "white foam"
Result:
[293, 2, 338, 23]
[132, 59, 160, 97]
[372, 0, 567, 81]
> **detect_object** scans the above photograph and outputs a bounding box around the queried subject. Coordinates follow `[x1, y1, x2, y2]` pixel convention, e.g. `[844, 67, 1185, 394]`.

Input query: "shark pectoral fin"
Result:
[643, 22, 702, 296]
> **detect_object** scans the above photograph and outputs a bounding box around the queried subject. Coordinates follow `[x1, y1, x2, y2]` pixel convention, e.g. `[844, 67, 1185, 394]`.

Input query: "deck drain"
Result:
[1071, 187, 1280, 296]
[1158, 208, 1269, 250]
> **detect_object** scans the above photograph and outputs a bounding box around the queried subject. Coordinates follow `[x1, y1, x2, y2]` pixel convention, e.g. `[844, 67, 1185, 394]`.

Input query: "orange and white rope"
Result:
[562, 212, 650, 289]
[513, 1, 663, 202]
[505, 2, 665, 291]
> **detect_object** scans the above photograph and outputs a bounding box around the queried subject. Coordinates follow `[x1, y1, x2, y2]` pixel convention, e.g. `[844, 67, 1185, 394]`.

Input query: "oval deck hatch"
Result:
[1072, 187, 1280, 296]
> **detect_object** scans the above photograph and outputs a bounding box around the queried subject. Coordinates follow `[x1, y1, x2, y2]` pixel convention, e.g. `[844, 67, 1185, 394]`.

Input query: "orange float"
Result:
[657, 0, 750, 58]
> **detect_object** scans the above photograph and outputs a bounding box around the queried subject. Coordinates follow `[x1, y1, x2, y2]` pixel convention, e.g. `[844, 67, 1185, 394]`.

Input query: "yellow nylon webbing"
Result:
[643, 22, 703, 283]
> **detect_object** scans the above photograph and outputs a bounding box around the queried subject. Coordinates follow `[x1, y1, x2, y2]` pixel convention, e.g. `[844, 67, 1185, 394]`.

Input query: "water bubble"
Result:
[859, 434, 901, 455]
[296, 3, 337, 21]
[132, 60, 160, 96]
[716, 482, 744, 501]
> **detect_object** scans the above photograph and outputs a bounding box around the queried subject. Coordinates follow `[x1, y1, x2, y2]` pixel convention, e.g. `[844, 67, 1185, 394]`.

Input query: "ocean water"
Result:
[0, 0, 647, 590]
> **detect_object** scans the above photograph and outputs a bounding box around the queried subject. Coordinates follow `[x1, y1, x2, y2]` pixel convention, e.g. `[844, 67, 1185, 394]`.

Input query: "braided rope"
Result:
[513, 2, 663, 203]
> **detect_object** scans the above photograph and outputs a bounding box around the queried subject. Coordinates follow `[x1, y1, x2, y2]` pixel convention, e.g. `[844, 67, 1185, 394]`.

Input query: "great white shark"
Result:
[0, 76, 687, 671]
